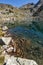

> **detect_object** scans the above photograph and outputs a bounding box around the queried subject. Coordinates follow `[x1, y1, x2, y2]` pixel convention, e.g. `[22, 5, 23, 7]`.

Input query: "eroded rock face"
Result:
[4, 56, 38, 65]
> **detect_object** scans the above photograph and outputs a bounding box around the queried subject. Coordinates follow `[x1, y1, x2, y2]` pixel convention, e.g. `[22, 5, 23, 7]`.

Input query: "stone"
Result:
[2, 37, 12, 45]
[4, 56, 38, 65]
[6, 47, 13, 53]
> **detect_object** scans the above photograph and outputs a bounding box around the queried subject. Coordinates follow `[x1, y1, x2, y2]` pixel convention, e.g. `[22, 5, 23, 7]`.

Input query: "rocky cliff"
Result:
[0, 0, 43, 24]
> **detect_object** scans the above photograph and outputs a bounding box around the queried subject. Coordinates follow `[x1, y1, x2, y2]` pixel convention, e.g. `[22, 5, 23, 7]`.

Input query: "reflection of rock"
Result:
[4, 56, 38, 65]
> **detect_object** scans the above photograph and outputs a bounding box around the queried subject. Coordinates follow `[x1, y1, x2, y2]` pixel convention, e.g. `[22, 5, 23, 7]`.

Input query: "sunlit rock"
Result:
[4, 56, 38, 65]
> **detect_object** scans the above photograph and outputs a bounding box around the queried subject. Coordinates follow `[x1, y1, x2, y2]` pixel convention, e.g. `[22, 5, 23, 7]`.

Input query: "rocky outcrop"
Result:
[4, 56, 38, 65]
[0, 4, 24, 22]
[20, 3, 34, 10]
[32, 0, 43, 21]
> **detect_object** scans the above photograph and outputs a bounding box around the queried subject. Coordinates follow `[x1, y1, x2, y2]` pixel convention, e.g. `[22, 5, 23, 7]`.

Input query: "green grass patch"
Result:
[0, 56, 4, 64]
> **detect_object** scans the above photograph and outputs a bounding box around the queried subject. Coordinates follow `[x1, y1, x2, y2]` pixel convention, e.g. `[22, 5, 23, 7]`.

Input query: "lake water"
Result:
[8, 26, 43, 43]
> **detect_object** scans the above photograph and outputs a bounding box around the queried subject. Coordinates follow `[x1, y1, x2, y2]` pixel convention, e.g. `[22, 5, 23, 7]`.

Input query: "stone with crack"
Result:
[4, 56, 38, 65]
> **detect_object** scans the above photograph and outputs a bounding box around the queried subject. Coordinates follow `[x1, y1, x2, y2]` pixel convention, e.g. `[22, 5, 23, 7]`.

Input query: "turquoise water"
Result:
[8, 26, 43, 43]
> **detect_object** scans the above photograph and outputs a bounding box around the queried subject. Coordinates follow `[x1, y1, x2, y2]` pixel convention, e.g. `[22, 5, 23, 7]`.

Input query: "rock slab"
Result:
[4, 56, 38, 65]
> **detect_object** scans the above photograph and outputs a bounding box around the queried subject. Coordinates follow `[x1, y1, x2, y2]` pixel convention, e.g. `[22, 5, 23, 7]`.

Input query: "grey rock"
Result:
[5, 56, 38, 65]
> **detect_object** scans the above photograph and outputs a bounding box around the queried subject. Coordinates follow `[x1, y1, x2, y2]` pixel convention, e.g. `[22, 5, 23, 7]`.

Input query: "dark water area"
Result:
[7, 26, 43, 65]
[8, 26, 43, 43]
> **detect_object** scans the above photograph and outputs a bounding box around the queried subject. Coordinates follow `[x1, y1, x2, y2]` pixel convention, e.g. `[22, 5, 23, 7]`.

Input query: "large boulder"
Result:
[4, 56, 38, 65]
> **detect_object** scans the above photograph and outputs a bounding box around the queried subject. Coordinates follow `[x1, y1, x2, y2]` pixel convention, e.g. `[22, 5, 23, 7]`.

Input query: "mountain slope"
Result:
[0, 0, 43, 24]
[0, 3, 33, 24]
